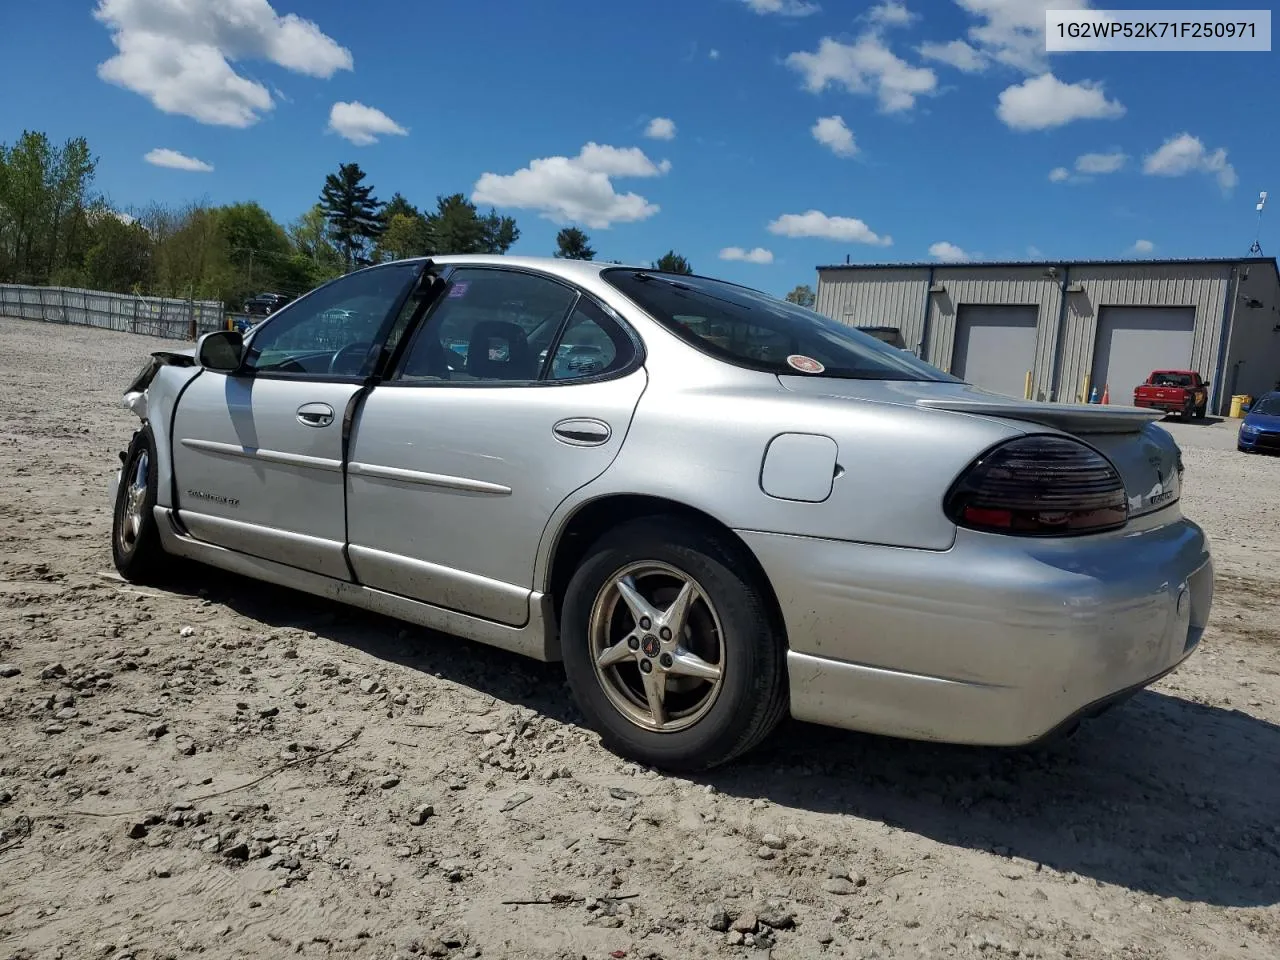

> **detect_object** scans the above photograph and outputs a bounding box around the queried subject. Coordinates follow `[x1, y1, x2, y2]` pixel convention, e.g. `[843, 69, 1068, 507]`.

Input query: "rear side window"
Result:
[603, 269, 954, 383]
[546, 299, 635, 381]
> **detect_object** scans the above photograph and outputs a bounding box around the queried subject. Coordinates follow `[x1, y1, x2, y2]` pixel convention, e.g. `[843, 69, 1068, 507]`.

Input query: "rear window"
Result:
[1152, 372, 1194, 387]
[602, 269, 954, 382]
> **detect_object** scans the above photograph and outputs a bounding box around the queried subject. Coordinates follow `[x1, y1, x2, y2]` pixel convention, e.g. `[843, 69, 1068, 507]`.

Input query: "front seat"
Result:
[466, 320, 534, 380]
[402, 333, 450, 379]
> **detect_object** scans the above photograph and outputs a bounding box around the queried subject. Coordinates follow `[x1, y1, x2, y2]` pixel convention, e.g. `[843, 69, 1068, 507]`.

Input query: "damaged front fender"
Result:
[120, 349, 195, 422]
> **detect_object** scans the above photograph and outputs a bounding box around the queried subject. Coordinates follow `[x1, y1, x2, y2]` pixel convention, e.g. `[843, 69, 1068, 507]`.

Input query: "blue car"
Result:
[1238, 391, 1280, 453]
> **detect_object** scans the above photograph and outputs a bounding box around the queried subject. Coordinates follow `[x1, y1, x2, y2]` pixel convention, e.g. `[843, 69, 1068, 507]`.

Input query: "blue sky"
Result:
[0, 0, 1273, 294]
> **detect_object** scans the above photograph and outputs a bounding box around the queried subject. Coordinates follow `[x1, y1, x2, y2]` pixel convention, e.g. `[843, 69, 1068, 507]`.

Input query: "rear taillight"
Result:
[945, 435, 1128, 536]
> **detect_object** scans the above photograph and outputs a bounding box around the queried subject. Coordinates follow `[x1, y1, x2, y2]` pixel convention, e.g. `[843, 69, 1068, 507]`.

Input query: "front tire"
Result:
[112, 424, 166, 583]
[560, 517, 788, 771]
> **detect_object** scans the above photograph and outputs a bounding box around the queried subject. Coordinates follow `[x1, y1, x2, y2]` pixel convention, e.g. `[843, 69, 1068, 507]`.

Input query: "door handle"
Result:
[296, 402, 335, 427]
[553, 418, 612, 446]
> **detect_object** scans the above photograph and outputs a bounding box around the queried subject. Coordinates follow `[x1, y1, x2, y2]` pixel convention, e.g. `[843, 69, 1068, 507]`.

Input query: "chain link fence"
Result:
[0, 284, 226, 340]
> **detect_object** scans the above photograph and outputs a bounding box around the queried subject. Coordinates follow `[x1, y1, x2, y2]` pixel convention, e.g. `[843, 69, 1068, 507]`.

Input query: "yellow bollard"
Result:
[1024, 371, 1032, 399]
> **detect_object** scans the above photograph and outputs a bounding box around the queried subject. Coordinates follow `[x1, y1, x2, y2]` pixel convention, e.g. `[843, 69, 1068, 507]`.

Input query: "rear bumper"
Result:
[739, 511, 1213, 746]
[1133, 398, 1186, 413]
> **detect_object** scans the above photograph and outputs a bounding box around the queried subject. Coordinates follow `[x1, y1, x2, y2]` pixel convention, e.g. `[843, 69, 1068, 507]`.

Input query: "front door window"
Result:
[242, 262, 425, 379]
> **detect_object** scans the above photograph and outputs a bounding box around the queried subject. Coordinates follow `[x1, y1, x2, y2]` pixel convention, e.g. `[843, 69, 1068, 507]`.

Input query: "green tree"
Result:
[652, 250, 692, 274]
[151, 201, 233, 301]
[218, 201, 293, 300]
[375, 193, 432, 261]
[44, 136, 96, 280]
[0, 131, 53, 282]
[785, 284, 816, 307]
[82, 207, 152, 292]
[554, 227, 595, 260]
[424, 193, 519, 255]
[319, 162, 385, 270]
[0, 131, 98, 284]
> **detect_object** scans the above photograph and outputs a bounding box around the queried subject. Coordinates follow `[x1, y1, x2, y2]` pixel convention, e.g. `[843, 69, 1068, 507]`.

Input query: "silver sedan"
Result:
[108, 256, 1214, 770]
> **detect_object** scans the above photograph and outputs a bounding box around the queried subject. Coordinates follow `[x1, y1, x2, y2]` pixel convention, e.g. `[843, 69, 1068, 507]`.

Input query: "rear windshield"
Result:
[602, 270, 955, 382]
[1152, 372, 1194, 387]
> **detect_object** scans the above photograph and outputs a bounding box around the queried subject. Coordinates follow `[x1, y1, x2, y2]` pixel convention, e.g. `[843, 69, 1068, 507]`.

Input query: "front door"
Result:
[345, 266, 647, 625]
[170, 261, 427, 578]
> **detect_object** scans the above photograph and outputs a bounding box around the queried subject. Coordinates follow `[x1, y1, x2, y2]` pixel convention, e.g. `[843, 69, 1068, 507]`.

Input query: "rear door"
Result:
[170, 261, 428, 578]
[345, 266, 647, 625]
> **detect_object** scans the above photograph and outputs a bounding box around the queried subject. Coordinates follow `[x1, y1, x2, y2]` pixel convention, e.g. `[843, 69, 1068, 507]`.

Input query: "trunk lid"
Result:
[778, 376, 1183, 519]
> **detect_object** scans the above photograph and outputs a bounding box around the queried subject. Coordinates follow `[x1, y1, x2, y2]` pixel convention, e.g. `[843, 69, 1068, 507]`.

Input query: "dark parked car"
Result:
[243, 292, 291, 317]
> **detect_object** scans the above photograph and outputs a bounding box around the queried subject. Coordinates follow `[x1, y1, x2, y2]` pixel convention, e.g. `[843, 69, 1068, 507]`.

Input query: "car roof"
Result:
[409, 254, 635, 282]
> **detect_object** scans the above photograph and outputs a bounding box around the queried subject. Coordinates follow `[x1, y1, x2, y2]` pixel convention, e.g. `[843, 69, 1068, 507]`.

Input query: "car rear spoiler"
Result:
[915, 398, 1165, 434]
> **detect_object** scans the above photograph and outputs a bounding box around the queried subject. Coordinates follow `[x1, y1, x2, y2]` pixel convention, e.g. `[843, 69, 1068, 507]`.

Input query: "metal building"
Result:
[815, 256, 1280, 414]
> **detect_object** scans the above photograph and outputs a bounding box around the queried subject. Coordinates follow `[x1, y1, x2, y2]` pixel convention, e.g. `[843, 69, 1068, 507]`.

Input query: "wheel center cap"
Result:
[641, 634, 661, 658]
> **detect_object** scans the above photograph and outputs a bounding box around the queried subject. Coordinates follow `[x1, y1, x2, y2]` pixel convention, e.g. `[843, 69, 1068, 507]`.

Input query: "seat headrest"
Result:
[466, 320, 533, 380]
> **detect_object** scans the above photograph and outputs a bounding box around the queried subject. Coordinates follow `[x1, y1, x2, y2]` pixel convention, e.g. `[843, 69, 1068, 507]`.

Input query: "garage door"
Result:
[951, 305, 1039, 398]
[1091, 306, 1196, 404]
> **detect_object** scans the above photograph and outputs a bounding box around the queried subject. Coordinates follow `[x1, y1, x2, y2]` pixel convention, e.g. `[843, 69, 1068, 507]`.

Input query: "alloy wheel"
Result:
[588, 560, 726, 733]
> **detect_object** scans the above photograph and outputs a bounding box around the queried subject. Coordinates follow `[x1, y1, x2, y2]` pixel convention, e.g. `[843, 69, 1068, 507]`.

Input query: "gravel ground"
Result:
[1, 315, 1278, 960]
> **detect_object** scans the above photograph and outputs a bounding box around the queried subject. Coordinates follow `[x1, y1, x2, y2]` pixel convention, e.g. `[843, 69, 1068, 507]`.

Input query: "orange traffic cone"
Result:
[1101, 384, 1110, 404]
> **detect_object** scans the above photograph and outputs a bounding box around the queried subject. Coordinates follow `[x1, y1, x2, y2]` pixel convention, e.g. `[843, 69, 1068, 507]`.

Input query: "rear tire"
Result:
[560, 517, 788, 771]
[112, 424, 166, 584]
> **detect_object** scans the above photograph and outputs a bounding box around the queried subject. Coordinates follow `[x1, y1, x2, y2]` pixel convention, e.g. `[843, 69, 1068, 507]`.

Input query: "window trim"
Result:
[385, 264, 646, 390]
[232, 259, 431, 385]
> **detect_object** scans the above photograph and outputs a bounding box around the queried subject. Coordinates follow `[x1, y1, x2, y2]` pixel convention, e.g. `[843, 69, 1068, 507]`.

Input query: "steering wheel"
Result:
[328, 341, 375, 376]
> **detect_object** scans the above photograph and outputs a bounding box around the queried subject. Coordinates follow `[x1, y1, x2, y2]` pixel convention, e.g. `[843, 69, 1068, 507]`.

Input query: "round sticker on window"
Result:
[786, 354, 825, 374]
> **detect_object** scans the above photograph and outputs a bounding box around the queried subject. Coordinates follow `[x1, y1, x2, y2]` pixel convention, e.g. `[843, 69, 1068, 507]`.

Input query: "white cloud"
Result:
[768, 210, 893, 246]
[720, 246, 775, 264]
[327, 102, 407, 146]
[917, 39, 987, 73]
[576, 143, 671, 177]
[1131, 239, 1155, 254]
[645, 117, 677, 140]
[472, 142, 670, 229]
[929, 241, 970, 262]
[1143, 132, 1238, 193]
[811, 115, 857, 157]
[786, 34, 937, 113]
[1027, 245, 1045, 258]
[867, 1, 916, 27]
[93, 0, 351, 127]
[709, 49, 721, 59]
[144, 148, 213, 172]
[1075, 150, 1127, 174]
[996, 73, 1124, 130]
[1051, 150, 1127, 183]
[953, 0, 1093, 74]
[741, 0, 819, 15]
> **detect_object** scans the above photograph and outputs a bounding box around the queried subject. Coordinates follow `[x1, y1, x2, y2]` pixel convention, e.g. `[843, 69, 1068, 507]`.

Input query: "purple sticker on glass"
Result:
[447, 281, 469, 299]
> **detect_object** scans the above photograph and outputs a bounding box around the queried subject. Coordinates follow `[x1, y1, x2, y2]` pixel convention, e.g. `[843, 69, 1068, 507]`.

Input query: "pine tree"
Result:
[652, 250, 692, 274]
[319, 162, 385, 270]
[554, 227, 596, 260]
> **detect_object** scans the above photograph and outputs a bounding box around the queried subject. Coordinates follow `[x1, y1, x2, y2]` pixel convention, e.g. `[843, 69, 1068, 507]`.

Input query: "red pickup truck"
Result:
[1133, 370, 1210, 418]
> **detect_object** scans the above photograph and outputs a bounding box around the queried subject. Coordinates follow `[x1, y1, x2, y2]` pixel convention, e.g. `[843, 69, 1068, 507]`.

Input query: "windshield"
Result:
[1152, 372, 1193, 387]
[1252, 395, 1280, 416]
[603, 270, 955, 383]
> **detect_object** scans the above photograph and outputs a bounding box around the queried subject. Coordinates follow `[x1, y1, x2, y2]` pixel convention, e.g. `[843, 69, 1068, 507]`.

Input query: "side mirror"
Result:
[197, 330, 244, 373]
